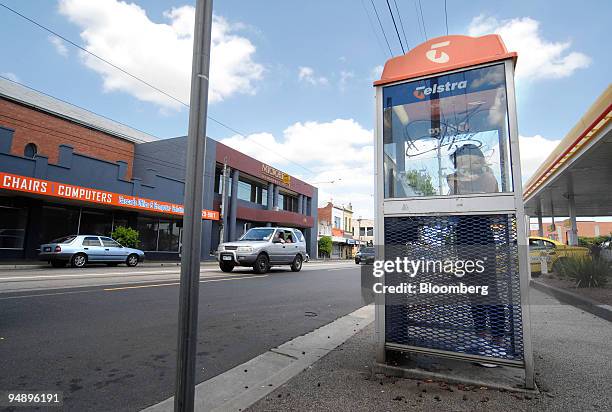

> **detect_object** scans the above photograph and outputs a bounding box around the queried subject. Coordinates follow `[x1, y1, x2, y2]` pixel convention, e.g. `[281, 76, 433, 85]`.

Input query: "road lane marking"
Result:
[0, 268, 224, 281]
[0, 274, 269, 299]
[104, 274, 268, 291]
[0, 289, 102, 300]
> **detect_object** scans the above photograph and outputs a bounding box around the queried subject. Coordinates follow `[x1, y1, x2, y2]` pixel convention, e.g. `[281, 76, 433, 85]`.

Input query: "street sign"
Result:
[373, 34, 534, 389]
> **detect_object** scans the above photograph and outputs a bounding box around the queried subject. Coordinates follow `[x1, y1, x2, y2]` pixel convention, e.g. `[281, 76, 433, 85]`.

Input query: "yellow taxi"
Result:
[529, 236, 589, 274]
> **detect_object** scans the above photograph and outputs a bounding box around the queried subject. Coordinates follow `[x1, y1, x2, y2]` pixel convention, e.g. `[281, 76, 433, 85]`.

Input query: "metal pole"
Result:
[174, 0, 213, 410]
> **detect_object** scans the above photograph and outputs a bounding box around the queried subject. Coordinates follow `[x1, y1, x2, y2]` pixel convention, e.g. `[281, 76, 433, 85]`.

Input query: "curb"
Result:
[0, 261, 205, 271]
[141, 305, 374, 412]
[530, 279, 612, 322]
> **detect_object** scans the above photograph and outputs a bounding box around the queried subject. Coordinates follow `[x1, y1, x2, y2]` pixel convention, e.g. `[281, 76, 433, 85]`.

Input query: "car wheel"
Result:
[71, 253, 87, 268]
[355, 258, 360, 264]
[219, 261, 234, 272]
[51, 260, 66, 268]
[126, 254, 139, 267]
[253, 254, 269, 274]
[291, 254, 303, 272]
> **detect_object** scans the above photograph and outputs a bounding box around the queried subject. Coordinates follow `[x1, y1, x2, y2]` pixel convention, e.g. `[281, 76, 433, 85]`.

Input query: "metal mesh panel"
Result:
[383, 214, 524, 361]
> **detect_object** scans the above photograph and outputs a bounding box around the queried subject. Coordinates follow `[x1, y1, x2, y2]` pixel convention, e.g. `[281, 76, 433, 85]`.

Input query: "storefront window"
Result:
[158, 220, 180, 252]
[40, 205, 80, 244]
[237, 180, 253, 202]
[0, 205, 28, 249]
[383, 64, 513, 198]
[137, 217, 158, 251]
[112, 212, 132, 232]
[277, 193, 284, 209]
[79, 209, 113, 236]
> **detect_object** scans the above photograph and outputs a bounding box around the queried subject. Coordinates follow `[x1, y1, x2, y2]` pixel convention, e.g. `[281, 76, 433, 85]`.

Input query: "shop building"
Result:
[0, 78, 317, 261]
[317, 201, 355, 258]
[352, 217, 374, 246]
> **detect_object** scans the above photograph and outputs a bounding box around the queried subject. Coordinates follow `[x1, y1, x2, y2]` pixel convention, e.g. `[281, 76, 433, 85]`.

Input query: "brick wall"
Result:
[317, 202, 332, 225]
[0, 99, 135, 178]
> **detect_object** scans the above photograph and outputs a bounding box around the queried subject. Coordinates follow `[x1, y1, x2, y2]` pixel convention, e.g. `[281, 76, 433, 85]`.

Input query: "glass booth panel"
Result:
[383, 64, 513, 198]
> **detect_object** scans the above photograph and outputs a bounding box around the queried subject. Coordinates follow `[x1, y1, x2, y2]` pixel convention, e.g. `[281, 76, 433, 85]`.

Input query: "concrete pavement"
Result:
[246, 288, 612, 411]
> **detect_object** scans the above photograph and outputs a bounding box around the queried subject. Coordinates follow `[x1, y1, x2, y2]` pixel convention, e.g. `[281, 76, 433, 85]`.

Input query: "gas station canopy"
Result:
[523, 86, 612, 217]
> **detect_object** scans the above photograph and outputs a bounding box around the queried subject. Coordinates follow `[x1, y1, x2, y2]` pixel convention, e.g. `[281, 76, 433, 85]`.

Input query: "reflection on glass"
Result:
[382, 64, 513, 198]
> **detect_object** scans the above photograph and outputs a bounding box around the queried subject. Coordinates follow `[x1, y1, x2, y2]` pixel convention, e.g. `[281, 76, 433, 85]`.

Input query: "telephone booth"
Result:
[373, 35, 534, 388]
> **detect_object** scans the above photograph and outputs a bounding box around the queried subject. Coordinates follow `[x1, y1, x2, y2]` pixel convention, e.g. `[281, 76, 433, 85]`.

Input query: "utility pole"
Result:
[174, 0, 213, 411]
[219, 161, 228, 244]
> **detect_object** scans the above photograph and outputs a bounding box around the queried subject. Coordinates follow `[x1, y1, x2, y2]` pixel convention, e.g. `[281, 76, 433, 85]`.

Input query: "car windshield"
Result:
[50, 236, 77, 244]
[240, 228, 275, 241]
[362, 247, 375, 253]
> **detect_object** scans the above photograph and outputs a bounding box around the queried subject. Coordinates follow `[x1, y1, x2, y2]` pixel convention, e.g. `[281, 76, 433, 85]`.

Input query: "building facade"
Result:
[352, 218, 374, 246]
[530, 219, 612, 244]
[0, 78, 317, 261]
[317, 201, 355, 258]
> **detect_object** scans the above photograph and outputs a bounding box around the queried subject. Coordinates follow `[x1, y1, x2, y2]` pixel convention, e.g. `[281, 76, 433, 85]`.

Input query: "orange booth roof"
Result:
[374, 34, 517, 87]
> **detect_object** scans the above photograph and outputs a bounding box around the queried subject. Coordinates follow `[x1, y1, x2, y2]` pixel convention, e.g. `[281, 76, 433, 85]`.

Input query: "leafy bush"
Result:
[111, 226, 140, 248]
[579, 235, 612, 257]
[555, 256, 611, 288]
[318, 236, 332, 259]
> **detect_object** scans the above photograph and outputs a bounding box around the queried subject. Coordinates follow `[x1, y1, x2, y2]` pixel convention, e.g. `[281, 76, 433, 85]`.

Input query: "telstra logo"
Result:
[413, 80, 468, 99]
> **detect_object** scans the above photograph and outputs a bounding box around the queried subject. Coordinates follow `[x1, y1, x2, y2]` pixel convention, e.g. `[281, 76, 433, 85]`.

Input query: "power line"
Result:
[0, 2, 319, 177]
[413, 0, 425, 42]
[360, 0, 391, 59]
[444, 0, 449, 36]
[368, 0, 394, 57]
[417, 0, 428, 40]
[385, 0, 405, 54]
[392, 0, 410, 51]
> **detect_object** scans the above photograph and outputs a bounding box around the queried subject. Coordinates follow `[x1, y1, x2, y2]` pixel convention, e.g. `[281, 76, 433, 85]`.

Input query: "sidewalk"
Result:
[246, 288, 612, 411]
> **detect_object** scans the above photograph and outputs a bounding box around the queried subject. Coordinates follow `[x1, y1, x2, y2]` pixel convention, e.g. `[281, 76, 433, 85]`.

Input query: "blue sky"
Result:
[1, 0, 610, 217]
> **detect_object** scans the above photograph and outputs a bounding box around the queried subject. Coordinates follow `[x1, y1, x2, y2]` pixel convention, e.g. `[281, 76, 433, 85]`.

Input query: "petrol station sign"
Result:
[373, 35, 534, 389]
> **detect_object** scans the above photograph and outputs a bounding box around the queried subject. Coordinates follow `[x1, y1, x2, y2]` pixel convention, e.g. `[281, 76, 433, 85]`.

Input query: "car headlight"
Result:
[236, 246, 253, 253]
[218, 245, 225, 252]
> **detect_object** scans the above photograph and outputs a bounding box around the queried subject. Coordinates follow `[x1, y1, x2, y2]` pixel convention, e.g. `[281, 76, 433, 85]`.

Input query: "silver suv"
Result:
[216, 227, 307, 274]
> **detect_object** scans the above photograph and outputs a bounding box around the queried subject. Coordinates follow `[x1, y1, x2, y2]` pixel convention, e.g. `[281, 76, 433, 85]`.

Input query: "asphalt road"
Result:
[0, 261, 364, 411]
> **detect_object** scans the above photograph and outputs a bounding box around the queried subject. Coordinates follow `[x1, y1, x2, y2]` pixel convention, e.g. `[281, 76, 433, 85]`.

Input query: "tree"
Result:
[111, 226, 140, 248]
[405, 170, 436, 196]
[318, 236, 332, 259]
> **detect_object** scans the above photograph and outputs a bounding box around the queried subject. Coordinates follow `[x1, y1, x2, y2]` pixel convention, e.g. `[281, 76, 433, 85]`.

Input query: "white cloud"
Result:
[49, 36, 69, 57]
[468, 15, 591, 80]
[58, 0, 264, 109]
[220, 119, 374, 218]
[371, 65, 383, 80]
[298, 66, 328, 86]
[518, 134, 560, 181]
[339, 70, 354, 91]
[0, 72, 19, 82]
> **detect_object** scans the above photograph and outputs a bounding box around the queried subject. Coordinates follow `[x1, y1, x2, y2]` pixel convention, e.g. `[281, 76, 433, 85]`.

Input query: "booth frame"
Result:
[373, 58, 535, 389]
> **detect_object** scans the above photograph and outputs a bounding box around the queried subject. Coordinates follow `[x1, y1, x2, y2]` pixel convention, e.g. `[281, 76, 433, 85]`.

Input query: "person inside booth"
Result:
[449, 144, 506, 363]
[446, 144, 499, 195]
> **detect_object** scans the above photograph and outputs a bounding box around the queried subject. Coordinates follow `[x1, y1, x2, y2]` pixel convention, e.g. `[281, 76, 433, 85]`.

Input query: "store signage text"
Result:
[0, 172, 219, 220]
[261, 164, 291, 186]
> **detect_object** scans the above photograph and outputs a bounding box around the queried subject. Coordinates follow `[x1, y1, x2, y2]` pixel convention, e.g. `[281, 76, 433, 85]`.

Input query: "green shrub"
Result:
[555, 256, 611, 288]
[111, 226, 140, 248]
[318, 236, 332, 258]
